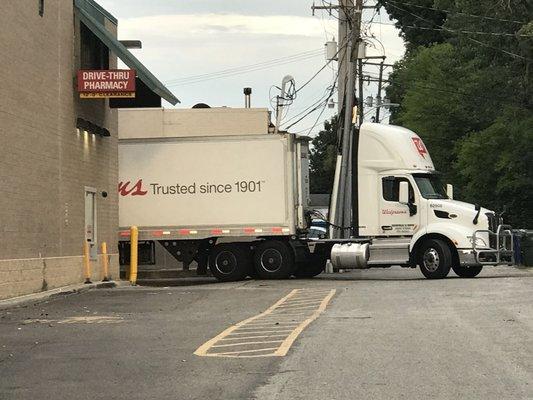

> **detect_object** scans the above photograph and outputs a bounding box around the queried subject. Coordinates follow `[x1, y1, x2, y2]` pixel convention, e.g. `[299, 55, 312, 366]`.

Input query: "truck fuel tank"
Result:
[331, 243, 370, 269]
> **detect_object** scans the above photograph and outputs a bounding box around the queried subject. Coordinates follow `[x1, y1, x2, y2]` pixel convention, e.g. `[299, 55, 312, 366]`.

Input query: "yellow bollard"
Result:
[83, 241, 92, 284]
[130, 226, 138, 285]
[101, 242, 110, 282]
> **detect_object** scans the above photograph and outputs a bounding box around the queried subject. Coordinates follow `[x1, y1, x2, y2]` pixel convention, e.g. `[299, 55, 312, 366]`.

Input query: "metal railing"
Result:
[473, 224, 514, 265]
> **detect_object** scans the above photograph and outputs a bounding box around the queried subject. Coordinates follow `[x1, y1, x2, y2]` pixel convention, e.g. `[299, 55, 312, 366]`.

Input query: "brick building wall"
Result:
[0, 1, 119, 299]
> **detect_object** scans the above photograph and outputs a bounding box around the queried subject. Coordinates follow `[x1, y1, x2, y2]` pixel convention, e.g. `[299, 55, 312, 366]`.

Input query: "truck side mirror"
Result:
[399, 181, 409, 204]
[446, 184, 453, 199]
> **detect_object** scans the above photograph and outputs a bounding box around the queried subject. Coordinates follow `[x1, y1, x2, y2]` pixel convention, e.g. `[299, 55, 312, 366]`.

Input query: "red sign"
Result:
[411, 137, 428, 159]
[78, 69, 135, 98]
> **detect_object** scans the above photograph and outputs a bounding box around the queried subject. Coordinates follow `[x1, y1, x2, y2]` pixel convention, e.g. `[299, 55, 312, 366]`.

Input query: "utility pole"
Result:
[357, 58, 364, 127]
[375, 61, 384, 122]
[312, 0, 364, 239]
[337, 2, 349, 111]
[335, 0, 363, 238]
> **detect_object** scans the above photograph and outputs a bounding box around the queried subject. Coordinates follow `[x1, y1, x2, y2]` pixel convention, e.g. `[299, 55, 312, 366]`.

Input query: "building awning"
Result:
[74, 0, 179, 105]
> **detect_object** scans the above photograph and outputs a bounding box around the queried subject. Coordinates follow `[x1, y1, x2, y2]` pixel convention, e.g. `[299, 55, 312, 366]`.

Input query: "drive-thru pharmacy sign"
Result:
[77, 69, 136, 98]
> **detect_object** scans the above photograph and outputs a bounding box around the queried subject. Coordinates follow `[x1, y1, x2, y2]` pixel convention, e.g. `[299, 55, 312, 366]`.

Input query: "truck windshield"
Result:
[413, 174, 448, 199]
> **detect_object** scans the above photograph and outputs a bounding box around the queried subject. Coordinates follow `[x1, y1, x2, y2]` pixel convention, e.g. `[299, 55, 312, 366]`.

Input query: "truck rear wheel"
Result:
[452, 265, 483, 278]
[417, 239, 452, 279]
[209, 244, 250, 282]
[253, 241, 294, 279]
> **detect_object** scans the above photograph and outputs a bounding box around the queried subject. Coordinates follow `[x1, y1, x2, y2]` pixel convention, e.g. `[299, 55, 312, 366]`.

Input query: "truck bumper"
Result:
[472, 224, 515, 266]
[457, 249, 481, 267]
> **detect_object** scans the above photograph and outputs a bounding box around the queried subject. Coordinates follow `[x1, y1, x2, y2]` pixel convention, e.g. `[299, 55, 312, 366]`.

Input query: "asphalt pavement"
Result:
[0, 266, 532, 400]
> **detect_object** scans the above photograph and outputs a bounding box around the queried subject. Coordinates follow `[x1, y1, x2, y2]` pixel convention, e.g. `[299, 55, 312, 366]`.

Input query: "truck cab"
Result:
[331, 123, 514, 278]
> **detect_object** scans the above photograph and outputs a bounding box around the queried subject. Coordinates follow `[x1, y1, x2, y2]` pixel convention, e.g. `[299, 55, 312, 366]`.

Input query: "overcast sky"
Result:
[97, 0, 405, 134]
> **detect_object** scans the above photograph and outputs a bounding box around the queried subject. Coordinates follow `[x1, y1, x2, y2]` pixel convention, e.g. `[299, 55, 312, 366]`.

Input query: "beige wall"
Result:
[0, 1, 119, 299]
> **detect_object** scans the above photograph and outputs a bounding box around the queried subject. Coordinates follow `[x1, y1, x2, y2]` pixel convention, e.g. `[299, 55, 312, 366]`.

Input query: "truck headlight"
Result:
[467, 235, 487, 247]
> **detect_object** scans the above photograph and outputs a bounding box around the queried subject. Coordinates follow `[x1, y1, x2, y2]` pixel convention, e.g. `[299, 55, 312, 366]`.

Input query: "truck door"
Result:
[379, 176, 420, 236]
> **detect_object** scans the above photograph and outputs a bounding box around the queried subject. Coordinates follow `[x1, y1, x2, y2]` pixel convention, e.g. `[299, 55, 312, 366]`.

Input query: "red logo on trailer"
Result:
[118, 179, 147, 196]
[412, 137, 428, 159]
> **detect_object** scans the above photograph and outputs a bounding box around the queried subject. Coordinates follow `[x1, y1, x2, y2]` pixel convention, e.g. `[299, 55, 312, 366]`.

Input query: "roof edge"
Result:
[76, 0, 118, 25]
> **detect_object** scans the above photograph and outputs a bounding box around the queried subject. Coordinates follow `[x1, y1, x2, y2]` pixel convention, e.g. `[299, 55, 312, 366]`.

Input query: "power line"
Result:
[387, 2, 532, 62]
[284, 62, 341, 133]
[164, 49, 324, 86]
[283, 47, 347, 127]
[165, 48, 322, 84]
[369, 20, 533, 37]
[295, 39, 348, 94]
[386, 0, 527, 24]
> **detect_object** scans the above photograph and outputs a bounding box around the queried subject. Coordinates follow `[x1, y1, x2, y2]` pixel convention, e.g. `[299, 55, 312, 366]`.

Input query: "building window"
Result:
[80, 23, 109, 70]
[382, 177, 414, 202]
[38, 0, 44, 17]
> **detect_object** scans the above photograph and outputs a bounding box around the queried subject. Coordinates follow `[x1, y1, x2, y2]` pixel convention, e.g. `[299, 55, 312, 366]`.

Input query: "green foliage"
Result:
[309, 117, 339, 194]
[378, 0, 448, 50]
[384, 0, 533, 225]
[456, 108, 533, 227]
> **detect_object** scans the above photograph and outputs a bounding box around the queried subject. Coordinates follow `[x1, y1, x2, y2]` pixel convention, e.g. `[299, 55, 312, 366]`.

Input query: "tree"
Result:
[378, 0, 447, 51]
[383, 0, 532, 223]
[456, 107, 533, 228]
[309, 117, 339, 194]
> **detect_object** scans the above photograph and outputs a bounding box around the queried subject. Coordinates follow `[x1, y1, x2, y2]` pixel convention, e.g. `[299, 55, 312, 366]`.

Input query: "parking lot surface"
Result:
[1, 266, 532, 400]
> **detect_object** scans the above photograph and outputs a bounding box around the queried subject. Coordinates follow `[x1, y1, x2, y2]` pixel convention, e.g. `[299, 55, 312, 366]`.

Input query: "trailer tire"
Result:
[417, 239, 452, 279]
[452, 265, 483, 278]
[209, 244, 250, 282]
[253, 241, 294, 279]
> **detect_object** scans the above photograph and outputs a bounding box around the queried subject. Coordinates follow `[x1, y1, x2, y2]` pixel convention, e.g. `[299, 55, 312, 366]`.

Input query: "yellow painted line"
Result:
[277, 301, 323, 308]
[194, 289, 300, 356]
[228, 329, 295, 334]
[220, 334, 288, 341]
[210, 347, 280, 356]
[211, 340, 283, 348]
[194, 288, 336, 358]
[241, 321, 298, 329]
[274, 289, 336, 356]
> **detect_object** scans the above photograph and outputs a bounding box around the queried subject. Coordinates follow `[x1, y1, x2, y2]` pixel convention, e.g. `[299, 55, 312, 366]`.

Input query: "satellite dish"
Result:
[192, 103, 210, 109]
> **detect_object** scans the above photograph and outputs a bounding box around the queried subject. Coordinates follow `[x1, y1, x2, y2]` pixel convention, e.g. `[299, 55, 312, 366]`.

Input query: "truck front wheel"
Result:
[417, 239, 452, 279]
[452, 265, 483, 278]
[209, 244, 250, 282]
[253, 241, 295, 279]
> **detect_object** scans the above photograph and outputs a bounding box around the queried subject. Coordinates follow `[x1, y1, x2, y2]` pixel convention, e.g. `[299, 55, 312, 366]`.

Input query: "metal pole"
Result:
[130, 226, 138, 286]
[375, 61, 384, 122]
[337, 1, 350, 109]
[358, 58, 364, 127]
[335, 0, 363, 238]
[101, 242, 109, 282]
[83, 241, 92, 284]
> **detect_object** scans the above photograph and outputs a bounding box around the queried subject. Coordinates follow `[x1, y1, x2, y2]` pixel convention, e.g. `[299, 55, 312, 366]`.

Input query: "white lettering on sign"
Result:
[83, 81, 129, 90]
[82, 71, 132, 80]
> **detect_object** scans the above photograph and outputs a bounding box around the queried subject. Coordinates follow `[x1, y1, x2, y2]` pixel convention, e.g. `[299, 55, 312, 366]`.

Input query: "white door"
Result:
[85, 188, 97, 259]
[379, 175, 420, 236]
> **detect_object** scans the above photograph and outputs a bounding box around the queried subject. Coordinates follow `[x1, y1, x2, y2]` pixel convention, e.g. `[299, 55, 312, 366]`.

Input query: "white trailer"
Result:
[118, 107, 320, 280]
[118, 107, 514, 281]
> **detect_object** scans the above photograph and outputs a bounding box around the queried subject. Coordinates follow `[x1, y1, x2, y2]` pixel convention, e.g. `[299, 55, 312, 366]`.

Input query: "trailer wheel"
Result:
[253, 241, 294, 279]
[209, 244, 250, 282]
[417, 239, 452, 279]
[452, 265, 483, 278]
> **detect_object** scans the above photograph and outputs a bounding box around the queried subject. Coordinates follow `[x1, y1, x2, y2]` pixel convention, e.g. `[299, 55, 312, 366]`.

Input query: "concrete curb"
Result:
[0, 280, 127, 310]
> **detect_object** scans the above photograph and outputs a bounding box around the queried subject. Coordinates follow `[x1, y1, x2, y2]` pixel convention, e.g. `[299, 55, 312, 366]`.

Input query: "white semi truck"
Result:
[118, 107, 514, 280]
